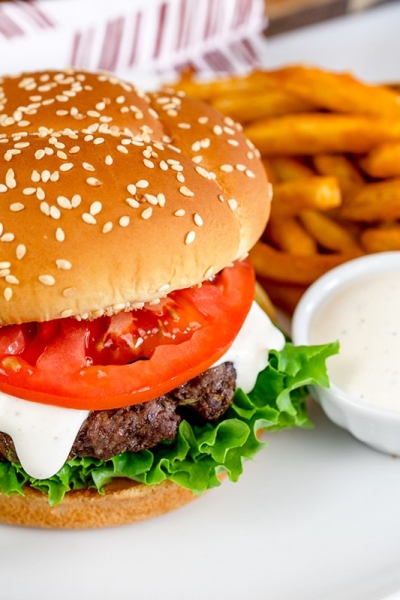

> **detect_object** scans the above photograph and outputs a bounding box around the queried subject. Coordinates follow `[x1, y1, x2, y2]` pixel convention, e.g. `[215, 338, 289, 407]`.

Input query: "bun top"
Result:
[0, 69, 271, 325]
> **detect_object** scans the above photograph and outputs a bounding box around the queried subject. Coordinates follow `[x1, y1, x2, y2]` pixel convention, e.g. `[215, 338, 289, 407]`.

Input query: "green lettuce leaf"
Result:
[0, 341, 338, 506]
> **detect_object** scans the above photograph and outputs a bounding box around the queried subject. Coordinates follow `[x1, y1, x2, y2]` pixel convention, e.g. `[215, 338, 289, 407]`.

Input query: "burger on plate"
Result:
[0, 69, 336, 528]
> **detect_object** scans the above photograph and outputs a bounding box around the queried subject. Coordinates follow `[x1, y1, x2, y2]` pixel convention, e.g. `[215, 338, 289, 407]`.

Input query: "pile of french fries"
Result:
[171, 65, 400, 314]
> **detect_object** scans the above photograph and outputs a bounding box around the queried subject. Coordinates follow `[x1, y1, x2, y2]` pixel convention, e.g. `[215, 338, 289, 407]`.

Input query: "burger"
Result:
[0, 69, 336, 528]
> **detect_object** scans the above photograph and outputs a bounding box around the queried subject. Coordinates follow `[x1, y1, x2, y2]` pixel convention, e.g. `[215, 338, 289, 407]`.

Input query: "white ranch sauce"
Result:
[0, 301, 285, 480]
[310, 270, 400, 412]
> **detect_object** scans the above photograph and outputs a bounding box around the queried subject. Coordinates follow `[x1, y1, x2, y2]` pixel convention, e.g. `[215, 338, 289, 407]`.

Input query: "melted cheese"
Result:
[0, 302, 284, 479]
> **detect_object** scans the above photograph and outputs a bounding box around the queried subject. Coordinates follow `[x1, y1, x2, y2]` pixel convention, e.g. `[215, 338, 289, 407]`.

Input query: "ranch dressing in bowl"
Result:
[310, 269, 400, 412]
[292, 252, 400, 456]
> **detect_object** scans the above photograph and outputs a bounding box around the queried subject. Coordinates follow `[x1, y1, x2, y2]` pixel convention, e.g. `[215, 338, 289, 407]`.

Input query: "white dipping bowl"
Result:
[292, 251, 400, 456]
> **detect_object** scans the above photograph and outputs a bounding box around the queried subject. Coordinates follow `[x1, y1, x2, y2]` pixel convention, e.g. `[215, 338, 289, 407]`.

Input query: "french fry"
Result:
[360, 225, 400, 253]
[313, 154, 364, 196]
[255, 280, 276, 322]
[258, 278, 307, 316]
[359, 141, 400, 178]
[170, 69, 277, 101]
[211, 89, 315, 122]
[267, 214, 317, 256]
[339, 178, 400, 222]
[244, 113, 400, 156]
[299, 210, 361, 252]
[264, 65, 400, 118]
[272, 176, 341, 215]
[249, 241, 360, 285]
[269, 157, 315, 181]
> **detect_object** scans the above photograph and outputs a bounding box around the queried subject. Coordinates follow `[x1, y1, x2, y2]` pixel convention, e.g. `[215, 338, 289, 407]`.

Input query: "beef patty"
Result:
[0, 362, 236, 464]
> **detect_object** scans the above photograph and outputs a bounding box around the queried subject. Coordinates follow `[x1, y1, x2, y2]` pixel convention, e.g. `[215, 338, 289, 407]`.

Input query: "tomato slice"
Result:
[0, 259, 255, 410]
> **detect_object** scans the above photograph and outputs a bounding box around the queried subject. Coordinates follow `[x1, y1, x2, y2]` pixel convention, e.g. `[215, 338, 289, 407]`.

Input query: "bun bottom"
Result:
[0, 480, 196, 529]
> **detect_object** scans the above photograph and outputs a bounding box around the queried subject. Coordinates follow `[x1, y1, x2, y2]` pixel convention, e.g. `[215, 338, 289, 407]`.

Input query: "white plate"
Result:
[2, 5, 400, 599]
[2, 401, 400, 600]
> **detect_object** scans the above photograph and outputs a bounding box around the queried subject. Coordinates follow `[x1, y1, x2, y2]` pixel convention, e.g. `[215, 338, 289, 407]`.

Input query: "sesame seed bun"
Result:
[0, 68, 270, 326]
[0, 479, 196, 529]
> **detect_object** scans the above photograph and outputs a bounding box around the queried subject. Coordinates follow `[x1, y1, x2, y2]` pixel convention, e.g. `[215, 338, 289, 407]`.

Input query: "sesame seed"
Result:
[117, 145, 128, 154]
[5, 275, 19, 285]
[195, 166, 210, 179]
[69, 146, 80, 154]
[22, 187, 36, 195]
[60, 162, 73, 172]
[157, 284, 170, 293]
[179, 186, 194, 197]
[56, 259, 72, 270]
[136, 180, 149, 189]
[4, 288, 12, 301]
[61, 309, 74, 318]
[41, 170, 51, 182]
[159, 160, 168, 171]
[143, 159, 154, 169]
[50, 171, 60, 182]
[198, 116, 208, 124]
[0, 184, 7, 193]
[36, 187, 45, 200]
[0, 268, 10, 277]
[221, 164, 234, 173]
[178, 123, 191, 129]
[224, 126, 235, 135]
[192, 155, 203, 164]
[213, 125, 223, 135]
[236, 164, 246, 171]
[6, 169, 16, 189]
[90, 201, 102, 216]
[40, 202, 50, 216]
[176, 172, 185, 183]
[105, 155, 113, 166]
[95, 101, 106, 111]
[218, 194, 225, 202]
[57, 151, 68, 160]
[245, 169, 255, 178]
[39, 275, 56, 286]
[71, 194, 81, 208]
[191, 141, 201, 152]
[126, 198, 140, 208]
[157, 193, 166, 207]
[82, 213, 97, 224]
[0, 261, 10, 268]
[194, 213, 203, 226]
[86, 177, 102, 187]
[174, 209, 185, 217]
[56, 227, 65, 242]
[50, 206, 61, 219]
[144, 194, 158, 206]
[16, 244, 26, 259]
[57, 196, 72, 209]
[203, 266, 214, 279]
[127, 184, 137, 195]
[62, 287, 76, 298]
[93, 137, 104, 145]
[228, 199, 238, 211]
[228, 139, 239, 147]
[0, 233, 15, 242]
[185, 231, 196, 245]
[141, 207, 153, 220]
[82, 162, 95, 172]
[119, 216, 130, 227]
[10, 203, 24, 212]
[102, 222, 113, 233]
